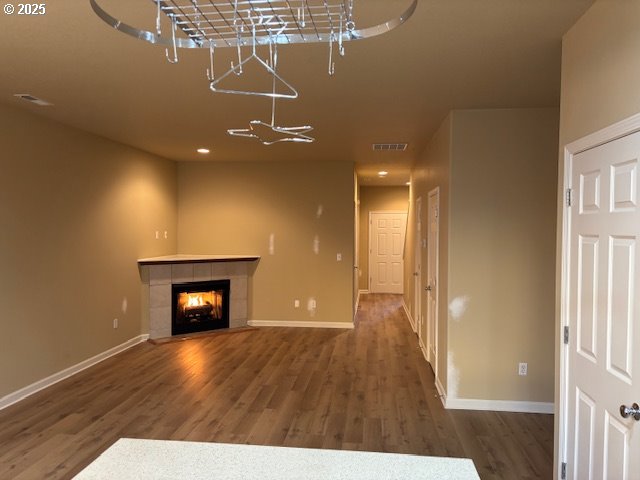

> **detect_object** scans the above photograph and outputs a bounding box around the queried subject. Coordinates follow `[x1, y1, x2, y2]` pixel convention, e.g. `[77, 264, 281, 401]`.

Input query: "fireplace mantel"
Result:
[138, 254, 260, 266]
[139, 255, 258, 339]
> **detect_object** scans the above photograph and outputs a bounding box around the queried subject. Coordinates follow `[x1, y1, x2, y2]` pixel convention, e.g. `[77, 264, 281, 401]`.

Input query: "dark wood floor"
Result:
[0, 294, 553, 479]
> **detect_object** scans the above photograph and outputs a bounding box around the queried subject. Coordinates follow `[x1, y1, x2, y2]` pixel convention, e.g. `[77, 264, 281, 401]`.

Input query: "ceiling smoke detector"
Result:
[372, 143, 408, 152]
[14, 94, 53, 107]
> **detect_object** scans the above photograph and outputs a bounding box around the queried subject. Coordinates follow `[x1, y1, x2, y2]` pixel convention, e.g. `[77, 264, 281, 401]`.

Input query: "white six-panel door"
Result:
[369, 212, 407, 294]
[566, 130, 640, 479]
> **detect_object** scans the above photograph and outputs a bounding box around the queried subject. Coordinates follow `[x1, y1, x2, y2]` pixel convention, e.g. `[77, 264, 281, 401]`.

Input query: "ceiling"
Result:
[0, 0, 594, 185]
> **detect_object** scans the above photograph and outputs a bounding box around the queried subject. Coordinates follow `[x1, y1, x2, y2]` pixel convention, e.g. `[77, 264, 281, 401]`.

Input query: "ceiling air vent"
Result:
[372, 143, 408, 151]
[14, 94, 53, 106]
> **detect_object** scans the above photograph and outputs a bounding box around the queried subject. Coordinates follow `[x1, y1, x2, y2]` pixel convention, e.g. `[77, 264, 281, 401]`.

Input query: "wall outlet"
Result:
[113, 318, 118, 329]
[336, 253, 342, 262]
[164, 230, 168, 239]
[294, 299, 300, 308]
[155, 231, 160, 240]
[518, 362, 528, 376]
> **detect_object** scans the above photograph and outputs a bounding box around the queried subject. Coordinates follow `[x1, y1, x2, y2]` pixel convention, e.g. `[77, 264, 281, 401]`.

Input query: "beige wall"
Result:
[560, 0, 640, 146]
[358, 186, 409, 291]
[177, 161, 354, 325]
[449, 108, 558, 402]
[556, 0, 640, 471]
[406, 114, 452, 390]
[0, 103, 177, 399]
[407, 108, 558, 404]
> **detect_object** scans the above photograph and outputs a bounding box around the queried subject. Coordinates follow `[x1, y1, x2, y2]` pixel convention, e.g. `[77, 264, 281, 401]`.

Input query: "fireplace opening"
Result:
[172, 279, 230, 335]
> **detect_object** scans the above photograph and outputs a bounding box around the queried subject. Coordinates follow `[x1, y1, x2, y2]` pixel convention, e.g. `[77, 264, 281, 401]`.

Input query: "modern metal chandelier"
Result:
[90, 0, 417, 145]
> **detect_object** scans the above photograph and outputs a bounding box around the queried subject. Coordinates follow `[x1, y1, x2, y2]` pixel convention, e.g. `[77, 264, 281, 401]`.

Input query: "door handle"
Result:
[620, 403, 640, 421]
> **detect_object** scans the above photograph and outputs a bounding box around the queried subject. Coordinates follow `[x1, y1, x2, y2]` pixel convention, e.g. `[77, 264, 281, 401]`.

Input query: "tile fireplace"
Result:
[138, 255, 259, 339]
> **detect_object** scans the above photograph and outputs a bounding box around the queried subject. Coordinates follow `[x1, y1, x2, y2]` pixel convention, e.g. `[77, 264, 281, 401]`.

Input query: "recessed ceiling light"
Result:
[378, 171, 388, 177]
[197, 148, 210, 154]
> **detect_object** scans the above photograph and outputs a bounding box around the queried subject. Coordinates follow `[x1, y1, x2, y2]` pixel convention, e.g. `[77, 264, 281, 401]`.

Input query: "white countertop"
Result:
[75, 438, 480, 480]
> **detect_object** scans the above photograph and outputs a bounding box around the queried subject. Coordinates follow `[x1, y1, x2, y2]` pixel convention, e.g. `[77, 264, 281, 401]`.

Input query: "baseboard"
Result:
[358, 289, 369, 294]
[0, 334, 149, 411]
[354, 291, 362, 324]
[401, 298, 416, 332]
[445, 397, 554, 414]
[435, 376, 447, 407]
[418, 338, 429, 362]
[248, 320, 355, 329]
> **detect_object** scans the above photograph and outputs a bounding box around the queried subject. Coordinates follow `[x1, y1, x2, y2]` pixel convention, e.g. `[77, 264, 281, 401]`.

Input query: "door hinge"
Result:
[564, 326, 569, 345]
[566, 188, 572, 207]
[561, 462, 567, 479]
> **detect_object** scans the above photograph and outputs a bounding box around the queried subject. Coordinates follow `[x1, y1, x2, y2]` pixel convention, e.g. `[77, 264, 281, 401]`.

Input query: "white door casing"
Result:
[561, 117, 640, 480]
[427, 188, 440, 370]
[369, 211, 407, 294]
[414, 197, 423, 337]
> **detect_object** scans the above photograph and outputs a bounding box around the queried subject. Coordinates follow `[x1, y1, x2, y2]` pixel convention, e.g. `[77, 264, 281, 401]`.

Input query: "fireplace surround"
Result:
[138, 255, 259, 339]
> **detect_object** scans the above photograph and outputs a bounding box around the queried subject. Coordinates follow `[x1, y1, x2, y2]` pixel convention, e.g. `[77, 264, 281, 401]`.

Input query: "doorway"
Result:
[369, 211, 407, 294]
[426, 188, 440, 370]
[414, 197, 423, 337]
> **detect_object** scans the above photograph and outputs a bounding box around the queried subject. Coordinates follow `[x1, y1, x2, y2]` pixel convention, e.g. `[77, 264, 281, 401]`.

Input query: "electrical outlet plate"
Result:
[518, 362, 527, 376]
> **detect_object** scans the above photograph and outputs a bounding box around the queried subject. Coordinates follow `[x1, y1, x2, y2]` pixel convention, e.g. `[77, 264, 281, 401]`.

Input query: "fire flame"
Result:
[187, 294, 204, 307]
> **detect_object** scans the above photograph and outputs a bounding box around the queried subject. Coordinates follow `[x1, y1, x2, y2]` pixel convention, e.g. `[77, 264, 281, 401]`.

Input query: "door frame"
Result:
[414, 197, 423, 336]
[427, 187, 440, 372]
[368, 210, 408, 293]
[559, 112, 640, 479]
